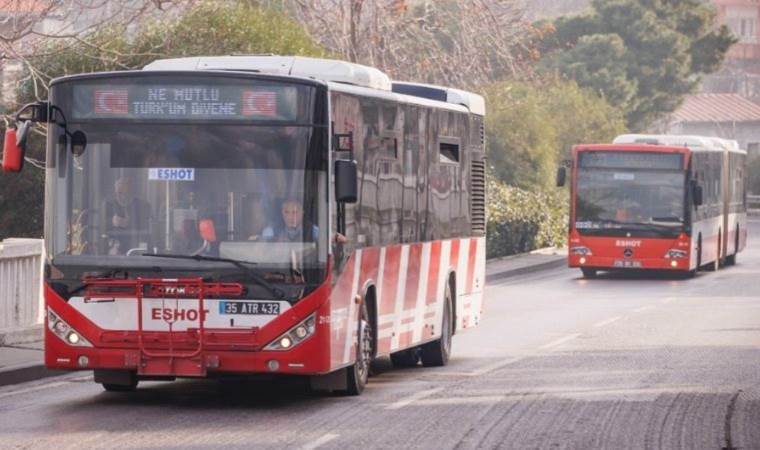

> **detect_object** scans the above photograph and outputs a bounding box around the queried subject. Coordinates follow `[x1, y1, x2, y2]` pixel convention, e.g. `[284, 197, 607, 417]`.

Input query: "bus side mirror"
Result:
[335, 159, 358, 204]
[2, 121, 31, 173]
[199, 219, 217, 243]
[693, 184, 704, 207]
[556, 166, 567, 187]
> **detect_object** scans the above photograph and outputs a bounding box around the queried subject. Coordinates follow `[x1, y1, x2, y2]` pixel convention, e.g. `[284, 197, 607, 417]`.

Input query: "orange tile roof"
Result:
[672, 93, 760, 123]
[0, 0, 52, 13]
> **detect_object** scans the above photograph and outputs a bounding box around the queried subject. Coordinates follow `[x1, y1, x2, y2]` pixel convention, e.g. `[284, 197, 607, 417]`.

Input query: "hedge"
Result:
[486, 178, 567, 259]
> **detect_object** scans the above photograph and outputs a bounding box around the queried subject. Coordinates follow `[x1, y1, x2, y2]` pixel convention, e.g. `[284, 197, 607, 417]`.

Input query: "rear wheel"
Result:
[725, 226, 739, 266]
[421, 283, 453, 367]
[342, 302, 372, 396]
[581, 268, 597, 278]
[707, 232, 720, 271]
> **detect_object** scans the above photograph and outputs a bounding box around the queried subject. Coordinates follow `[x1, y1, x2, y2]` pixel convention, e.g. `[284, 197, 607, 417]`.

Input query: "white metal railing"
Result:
[749, 195, 760, 214]
[0, 238, 45, 334]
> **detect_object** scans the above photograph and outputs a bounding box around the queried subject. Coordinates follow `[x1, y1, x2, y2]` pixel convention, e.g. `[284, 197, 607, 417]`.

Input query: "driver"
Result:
[102, 177, 150, 254]
[262, 198, 318, 242]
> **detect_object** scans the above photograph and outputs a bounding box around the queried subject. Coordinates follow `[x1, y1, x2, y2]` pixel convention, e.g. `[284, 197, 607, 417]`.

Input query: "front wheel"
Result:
[421, 283, 453, 367]
[342, 302, 372, 396]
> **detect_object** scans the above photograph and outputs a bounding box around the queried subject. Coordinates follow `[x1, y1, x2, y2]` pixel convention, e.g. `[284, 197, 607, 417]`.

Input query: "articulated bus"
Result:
[1, 56, 486, 395]
[558, 134, 747, 278]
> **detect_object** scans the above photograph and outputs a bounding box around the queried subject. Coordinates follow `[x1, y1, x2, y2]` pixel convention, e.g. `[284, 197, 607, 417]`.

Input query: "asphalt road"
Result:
[1, 220, 759, 449]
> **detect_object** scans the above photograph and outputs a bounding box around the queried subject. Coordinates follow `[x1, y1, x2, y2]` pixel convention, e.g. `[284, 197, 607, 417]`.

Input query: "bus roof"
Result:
[143, 55, 485, 116]
[613, 134, 746, 154]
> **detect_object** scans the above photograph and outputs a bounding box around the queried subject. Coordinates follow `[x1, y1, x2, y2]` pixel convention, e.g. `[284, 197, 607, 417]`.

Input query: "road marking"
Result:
[593, 316, 622, 328]
[301, 433, 339, 450]
[468, 357, 525, 377]
[385, 387, 443, 410]
[632, 305, 656, 313]
[539, 333, 581, 350]
[0, 375, 91, 400]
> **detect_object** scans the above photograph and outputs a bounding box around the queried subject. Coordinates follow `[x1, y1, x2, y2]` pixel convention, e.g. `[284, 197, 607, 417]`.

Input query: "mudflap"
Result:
[309, 368, 348, 392]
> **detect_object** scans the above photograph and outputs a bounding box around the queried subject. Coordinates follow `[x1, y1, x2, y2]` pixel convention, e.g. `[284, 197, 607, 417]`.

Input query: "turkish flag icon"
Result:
[94, 89, 129, 114]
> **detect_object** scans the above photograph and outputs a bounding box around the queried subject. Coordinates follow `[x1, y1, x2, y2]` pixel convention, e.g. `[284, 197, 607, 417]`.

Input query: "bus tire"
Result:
[725, 226, 739, 266]
[421, 283, 453, 367]
[342, 302, 372, 396]
[581, 268, 597, 278]
[696, 235, 702, 271]
[707, 232, 720, 271]
[390, 348, 420, 367]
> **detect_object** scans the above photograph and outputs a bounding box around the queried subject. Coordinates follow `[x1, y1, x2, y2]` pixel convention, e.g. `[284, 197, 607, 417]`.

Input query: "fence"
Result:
[0, 239, 45, 341]
[750, 195, 760, 215]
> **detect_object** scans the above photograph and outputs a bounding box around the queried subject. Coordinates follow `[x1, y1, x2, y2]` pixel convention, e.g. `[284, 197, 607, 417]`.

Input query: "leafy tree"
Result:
[540, 0, 736, 131]
[484, 79, 625, 190]
[1, 1, 324, 240]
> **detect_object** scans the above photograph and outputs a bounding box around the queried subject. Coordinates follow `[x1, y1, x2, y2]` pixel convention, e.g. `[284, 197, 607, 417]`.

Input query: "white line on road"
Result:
[0, 375, 91, 400]
[468, 357, 525, 377]
[592, 316, 622, 328]
[539, 333, 581, 350]
[385, 387, 443, 410]
[301, 433, 340, 450]
[632, 305, 656, 313]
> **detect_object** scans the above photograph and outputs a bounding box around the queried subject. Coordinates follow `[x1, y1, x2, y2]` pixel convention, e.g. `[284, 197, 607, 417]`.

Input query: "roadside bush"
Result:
[486, 177, 567, 259]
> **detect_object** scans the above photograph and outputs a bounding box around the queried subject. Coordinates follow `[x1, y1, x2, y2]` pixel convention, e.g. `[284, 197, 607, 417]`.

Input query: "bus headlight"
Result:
[571, 246, 592, 256]
[264, 313, 317, 351]
[664, 249, 688, 259]
[47, 308, 92, 348]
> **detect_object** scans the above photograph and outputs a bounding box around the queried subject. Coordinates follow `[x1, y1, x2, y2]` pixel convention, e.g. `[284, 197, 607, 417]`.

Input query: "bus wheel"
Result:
[581, 268, 597, 278]
[343, 302, 372, 396]
[696, 235, 702, 270]
[421, 283, 453, 367]
[707, 233, 720, 271]
[726, 227, 739, 266]
[390, 348, 420, 367]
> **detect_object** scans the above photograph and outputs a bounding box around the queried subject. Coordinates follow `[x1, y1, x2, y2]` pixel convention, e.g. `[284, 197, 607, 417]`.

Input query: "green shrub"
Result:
[486, 177, 567, 259]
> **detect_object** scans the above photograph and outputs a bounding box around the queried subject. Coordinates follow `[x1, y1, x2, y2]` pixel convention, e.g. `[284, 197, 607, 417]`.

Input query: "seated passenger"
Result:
[101, 177, 151, 255]
[262, 198, 318, 242]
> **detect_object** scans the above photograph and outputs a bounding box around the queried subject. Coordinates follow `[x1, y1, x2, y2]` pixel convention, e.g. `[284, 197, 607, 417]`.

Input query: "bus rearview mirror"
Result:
[335, 159, 358, 204]
[2, 123, 28, 173]
[693, 184, 704, 206]
[556, 167, 567, 187]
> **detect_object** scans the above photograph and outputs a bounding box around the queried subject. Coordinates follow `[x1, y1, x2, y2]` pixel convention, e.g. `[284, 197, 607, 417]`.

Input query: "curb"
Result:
[486, 257, 566, 283]
[0, 363, 64, 388]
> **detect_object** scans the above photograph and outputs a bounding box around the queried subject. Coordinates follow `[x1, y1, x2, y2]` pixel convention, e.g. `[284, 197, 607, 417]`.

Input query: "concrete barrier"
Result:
[0, 238, 45, 345]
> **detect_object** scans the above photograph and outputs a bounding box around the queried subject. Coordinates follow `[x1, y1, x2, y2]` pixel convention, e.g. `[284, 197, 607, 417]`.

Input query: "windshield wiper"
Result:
[142, 253, 286, 300]
[68, 267, 161, 297]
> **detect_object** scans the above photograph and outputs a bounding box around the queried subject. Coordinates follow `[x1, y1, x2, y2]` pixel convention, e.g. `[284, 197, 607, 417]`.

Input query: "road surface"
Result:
[1, 220, 759, 449]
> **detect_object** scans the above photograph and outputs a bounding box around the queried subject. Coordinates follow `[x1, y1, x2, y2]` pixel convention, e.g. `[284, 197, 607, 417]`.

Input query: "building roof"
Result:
[671, 93, 760, 123]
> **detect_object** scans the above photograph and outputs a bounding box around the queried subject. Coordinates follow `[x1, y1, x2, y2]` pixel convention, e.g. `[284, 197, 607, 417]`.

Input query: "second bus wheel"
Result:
[421, 283, 453, 367]
[342, 302, 373, 395]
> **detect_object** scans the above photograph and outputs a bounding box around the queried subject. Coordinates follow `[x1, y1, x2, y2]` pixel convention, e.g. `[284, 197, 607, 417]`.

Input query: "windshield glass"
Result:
[45, 75, 328, 286]
[575, 152, 686, 237]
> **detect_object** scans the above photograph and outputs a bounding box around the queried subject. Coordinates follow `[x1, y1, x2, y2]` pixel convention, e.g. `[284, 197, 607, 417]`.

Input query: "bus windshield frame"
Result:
[44, 72, 330, 298]
[574, 150, 688, 238]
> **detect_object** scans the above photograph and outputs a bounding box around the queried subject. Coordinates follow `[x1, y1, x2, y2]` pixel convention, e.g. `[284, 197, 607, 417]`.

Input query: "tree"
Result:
[540, 0, 736, 131]
[484, 79, 625, 190]
[0, 1, 324, 240]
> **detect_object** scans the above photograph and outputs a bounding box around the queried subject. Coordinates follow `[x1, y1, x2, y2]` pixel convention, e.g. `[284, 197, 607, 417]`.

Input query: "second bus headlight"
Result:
[264, 313, 317, 351]
[47, 308, 92, 347]
[571, 246, 592, 256]
[665, 249, 688, 259]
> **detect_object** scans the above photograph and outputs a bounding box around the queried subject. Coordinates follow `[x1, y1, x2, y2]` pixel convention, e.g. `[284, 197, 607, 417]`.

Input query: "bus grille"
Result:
[471, 160, 486, 235]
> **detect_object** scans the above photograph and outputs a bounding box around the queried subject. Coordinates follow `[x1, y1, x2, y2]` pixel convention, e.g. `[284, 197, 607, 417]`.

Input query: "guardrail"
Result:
[0, 239, 45, 339]
[749, 194, 760, 215]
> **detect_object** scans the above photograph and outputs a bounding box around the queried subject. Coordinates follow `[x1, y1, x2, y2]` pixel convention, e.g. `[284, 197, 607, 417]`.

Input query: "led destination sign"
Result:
[72, 83, 299, 121]
[579, 151, 684, 170]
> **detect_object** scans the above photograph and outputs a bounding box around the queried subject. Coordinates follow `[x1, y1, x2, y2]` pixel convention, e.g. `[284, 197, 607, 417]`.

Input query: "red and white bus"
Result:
[2, 56, 486, 395]
[558, 134, 747, 278]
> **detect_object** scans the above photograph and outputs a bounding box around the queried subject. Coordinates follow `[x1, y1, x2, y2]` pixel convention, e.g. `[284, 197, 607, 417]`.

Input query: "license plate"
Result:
[613, 260, 642, 268]
[219, 301, 281, 315]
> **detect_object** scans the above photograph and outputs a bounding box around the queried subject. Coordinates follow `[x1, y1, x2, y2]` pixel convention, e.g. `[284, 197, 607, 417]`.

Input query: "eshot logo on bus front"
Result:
[615, 240, 642, 248]
[151, 307, 209, 323]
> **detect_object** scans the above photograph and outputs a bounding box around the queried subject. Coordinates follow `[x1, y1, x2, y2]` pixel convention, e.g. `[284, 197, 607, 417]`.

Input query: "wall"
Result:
[0, 239, 44, 342]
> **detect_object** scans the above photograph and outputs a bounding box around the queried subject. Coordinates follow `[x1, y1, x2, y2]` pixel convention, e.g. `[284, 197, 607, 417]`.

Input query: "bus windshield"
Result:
[45, 74, 328, 285]
[575, 152, 686, 236]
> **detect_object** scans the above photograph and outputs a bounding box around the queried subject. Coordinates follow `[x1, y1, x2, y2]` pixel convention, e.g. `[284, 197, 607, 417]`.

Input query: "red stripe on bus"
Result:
[426, 241, 442, 305]
[379, 245, 402, 315]
[466, 238, 478, 293]
[403, 244, 423, 311]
